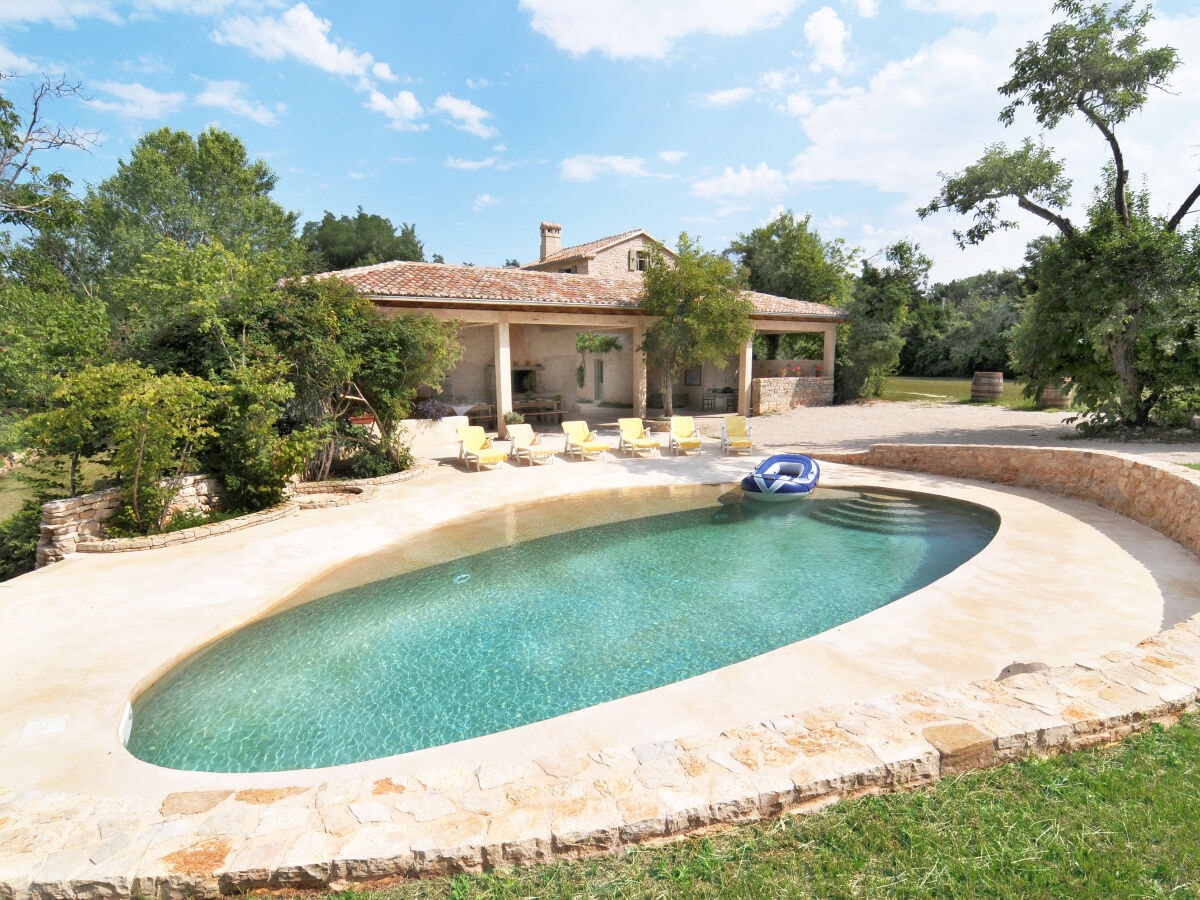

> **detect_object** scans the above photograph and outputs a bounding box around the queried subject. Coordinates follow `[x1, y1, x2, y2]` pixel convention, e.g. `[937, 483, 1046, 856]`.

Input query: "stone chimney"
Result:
[539, 222, 562, 261]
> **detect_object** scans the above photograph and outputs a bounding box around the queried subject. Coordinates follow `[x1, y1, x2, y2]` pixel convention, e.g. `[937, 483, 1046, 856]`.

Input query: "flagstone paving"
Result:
[3, 428, 1200, 898]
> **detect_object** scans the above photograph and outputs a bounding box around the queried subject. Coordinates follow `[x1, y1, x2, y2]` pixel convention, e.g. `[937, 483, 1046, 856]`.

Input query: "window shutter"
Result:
[628, 248, 636, 271]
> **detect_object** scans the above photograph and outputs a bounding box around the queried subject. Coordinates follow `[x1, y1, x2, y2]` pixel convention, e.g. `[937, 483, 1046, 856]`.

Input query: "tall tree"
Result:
[639, 234, 754, 417]
[85, 127, 300, 293]
[840, 241, 928, 400]
[0, 74, 91, 231]
[727, 211, 856, 360]
[919, 1, 1200, 427]
[301, 207, 424, 272]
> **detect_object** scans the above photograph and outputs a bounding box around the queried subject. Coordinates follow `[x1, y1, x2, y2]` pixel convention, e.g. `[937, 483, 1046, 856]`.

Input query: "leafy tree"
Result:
[639, 234, 754, 417]
[0, 255, 108, 407]
[919, 1, 1200, 427]
[21, 361, 139, 496]
[113, 237, 277, 376]
[85, 127, 300, 307]
[267, 275, 461, 479]
[205, 359, 324, 511]
[840, 242, 928, 400]
[901, 270, 1024, 377]
[728, 211, 856, 360]
[24, 361, 218, 531]
[108, 365, 218, 533]
[301, 207, 424, 272]
[0, 74, 91, 230]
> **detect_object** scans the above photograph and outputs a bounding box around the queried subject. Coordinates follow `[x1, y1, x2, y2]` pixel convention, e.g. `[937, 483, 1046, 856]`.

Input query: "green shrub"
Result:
[0, 498, 43, 580]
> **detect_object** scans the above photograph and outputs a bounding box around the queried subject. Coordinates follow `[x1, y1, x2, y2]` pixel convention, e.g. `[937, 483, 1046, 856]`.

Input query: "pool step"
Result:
[806, 492, 946, 535]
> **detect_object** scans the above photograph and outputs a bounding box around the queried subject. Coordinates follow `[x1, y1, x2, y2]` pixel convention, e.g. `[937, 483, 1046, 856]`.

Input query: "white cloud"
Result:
[371, 62, 397, 82]
[692, 162, 788, 202]
[0, 0, 116, 26]
[842, 0, 877, 17]
[705, 86, 755, 107]
[902, 0, 1047, 19]
[366, 89, 424, 129]
[659, 150, 687, 164]
[213, 3, 378, 80]
[466, 77, 490, 90]
[560, 154, 651, 182]
[196, 79, 283, 125]
[473, 193, 497, 212]
[447, 157, 497, 170]
[0, 43, 39, 74]
[520, 0, 801, 59]
[434, 94, 498, 139]
[805, 7, 850, 74]
[91, 80, 185, 118]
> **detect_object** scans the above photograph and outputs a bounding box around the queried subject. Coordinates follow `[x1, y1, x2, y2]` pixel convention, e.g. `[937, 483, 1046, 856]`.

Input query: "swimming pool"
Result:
[126, 485, 998, 773]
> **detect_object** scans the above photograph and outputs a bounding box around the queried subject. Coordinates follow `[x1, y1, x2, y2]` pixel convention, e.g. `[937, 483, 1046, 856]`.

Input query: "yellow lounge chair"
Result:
[457, 425, 508, 470]
[561, 420, 611, 461]
[507, 423, 556, 466]
[721, 415, 754, 455]
[617, 417, 661, 457]
[668, 415, 702, 455]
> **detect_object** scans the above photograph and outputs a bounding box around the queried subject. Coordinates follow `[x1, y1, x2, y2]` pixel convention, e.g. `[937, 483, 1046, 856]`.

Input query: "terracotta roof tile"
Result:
[318, 261, 848, 321]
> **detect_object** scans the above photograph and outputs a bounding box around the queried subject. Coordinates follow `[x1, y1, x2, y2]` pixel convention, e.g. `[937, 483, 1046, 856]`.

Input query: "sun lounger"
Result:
[457, 425, 508, 470]
[561, 420, 611, 461]
[721, 415, 754, 455]
[507, 423, 557, 465]
[668, 415, 702, 455]
[617, 417, 661, 457]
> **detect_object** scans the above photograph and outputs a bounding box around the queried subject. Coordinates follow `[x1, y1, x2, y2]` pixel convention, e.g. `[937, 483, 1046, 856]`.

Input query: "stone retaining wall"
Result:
[36, 475, 223, 567]
[813, 444, 1200, 557]
[36, 468, 424, 566]
[752, 376, 834, 414]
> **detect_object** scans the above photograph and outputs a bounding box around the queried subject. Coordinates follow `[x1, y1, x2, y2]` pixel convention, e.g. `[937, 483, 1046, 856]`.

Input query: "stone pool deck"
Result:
[4, 439, 1200, 898]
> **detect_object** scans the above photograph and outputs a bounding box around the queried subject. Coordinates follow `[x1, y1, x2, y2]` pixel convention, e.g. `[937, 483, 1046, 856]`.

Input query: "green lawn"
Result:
[298, 717, 1200, 899]
[0, 459, 114, 520]
[880, 375, 1041, 410]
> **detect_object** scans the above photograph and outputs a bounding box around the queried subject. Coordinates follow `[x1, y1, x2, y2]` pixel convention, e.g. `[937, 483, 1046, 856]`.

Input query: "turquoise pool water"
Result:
[127, 485, 998, 773]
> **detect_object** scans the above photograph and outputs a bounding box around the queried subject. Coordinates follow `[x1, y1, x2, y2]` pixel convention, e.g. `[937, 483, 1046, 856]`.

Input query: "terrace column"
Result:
[494, 321, 513, 438]
[631, 322, 647, 419]
[738, 338, 753, 416]
[822, 325, 836, 375]
[822, 325, 836, 404]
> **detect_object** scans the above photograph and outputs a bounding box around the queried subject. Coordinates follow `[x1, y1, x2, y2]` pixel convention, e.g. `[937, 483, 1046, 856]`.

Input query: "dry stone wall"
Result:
[752, 376, 834, 414]
[36, 475, 224, 567]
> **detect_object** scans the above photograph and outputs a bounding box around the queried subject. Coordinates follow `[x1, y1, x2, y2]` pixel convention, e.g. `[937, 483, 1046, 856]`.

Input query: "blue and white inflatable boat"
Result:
[740, 453, 820, 501]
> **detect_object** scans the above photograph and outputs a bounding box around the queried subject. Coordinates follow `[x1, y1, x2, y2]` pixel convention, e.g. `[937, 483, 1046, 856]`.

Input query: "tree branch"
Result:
[1166, 182, 1200, 233]
[1017, 195, 1076, 238]
[1078, 97, 1129, 226]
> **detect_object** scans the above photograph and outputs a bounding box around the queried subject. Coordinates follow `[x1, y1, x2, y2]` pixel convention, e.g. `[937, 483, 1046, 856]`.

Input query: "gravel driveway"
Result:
[694, 400, 1200, 466]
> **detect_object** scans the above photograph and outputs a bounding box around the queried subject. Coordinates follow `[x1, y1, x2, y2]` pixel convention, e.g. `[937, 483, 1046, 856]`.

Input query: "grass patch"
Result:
[0, 458, 114, 520]
[881, 376, 1038, 410]
[1185, 463, 1200, 472]
[277, 717, 1200, 899]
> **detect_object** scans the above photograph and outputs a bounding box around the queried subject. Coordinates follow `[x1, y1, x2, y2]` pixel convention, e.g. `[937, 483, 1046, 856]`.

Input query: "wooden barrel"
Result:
[1038, 381, 1071, 408]
[970, 371, 1004, 402]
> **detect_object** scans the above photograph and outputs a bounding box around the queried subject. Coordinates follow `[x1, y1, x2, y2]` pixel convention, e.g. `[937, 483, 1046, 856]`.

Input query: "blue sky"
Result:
[3, 0, 1199, 282]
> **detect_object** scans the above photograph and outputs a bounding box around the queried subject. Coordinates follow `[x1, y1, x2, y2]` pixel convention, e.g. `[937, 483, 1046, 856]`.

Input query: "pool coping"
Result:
[3, 445, 1200, 898]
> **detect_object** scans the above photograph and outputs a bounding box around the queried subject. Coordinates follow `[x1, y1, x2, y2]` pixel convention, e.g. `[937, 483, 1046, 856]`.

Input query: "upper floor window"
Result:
[628, 249, 649, 272]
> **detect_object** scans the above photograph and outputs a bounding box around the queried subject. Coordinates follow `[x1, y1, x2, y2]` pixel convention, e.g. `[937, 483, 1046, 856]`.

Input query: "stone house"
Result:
[322, 223, 849, 431]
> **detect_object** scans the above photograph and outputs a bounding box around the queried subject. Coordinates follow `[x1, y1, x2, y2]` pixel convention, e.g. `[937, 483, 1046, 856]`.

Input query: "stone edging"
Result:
[69, 468, 425, 555]
[74, 501, 300, 554]
[5, 447, 1200, 898]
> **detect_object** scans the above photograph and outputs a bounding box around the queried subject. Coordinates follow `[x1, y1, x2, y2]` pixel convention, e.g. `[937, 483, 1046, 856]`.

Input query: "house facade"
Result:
[323, 223, 848, 432]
